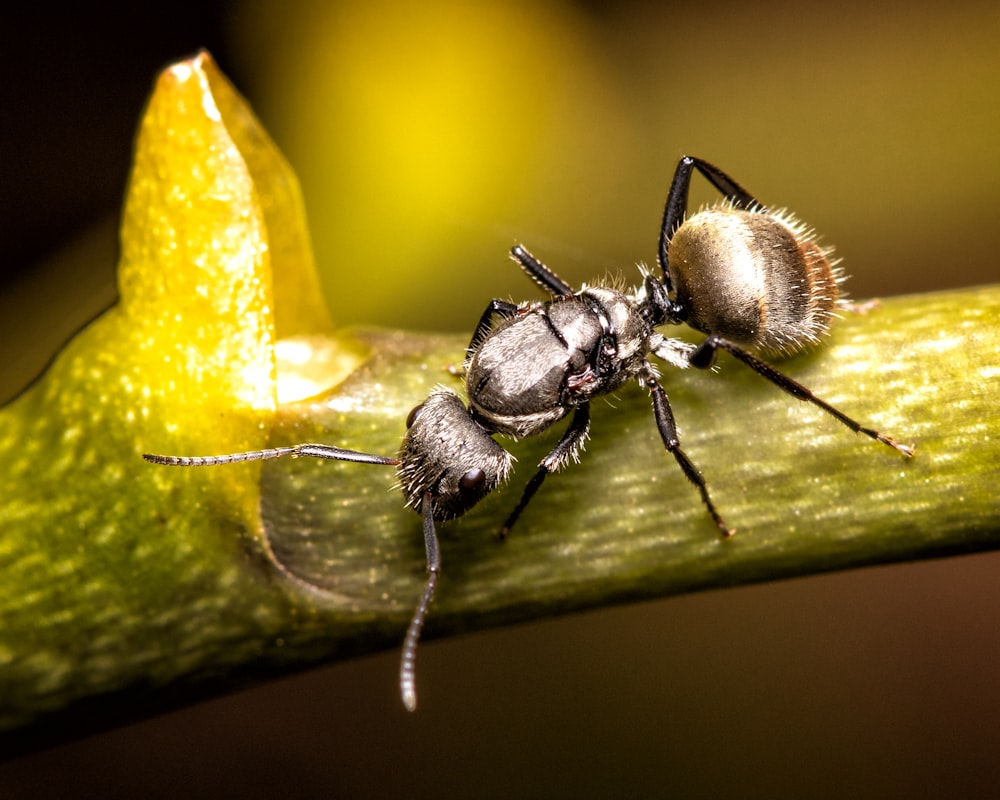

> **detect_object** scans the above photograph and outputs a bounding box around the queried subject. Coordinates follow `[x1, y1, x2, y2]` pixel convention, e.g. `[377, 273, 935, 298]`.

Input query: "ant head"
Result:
[398, 389, 512, 521]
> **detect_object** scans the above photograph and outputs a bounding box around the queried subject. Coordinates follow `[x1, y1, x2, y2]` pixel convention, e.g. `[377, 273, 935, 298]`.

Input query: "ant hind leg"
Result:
[690, 335, 915, 458]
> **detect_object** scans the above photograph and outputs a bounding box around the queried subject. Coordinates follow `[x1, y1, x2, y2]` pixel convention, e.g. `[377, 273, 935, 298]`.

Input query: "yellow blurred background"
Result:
[235, 0, 1000, 330]
[2, 2, 999, 797]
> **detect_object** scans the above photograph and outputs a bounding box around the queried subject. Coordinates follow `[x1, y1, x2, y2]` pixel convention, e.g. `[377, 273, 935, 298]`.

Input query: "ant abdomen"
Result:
[668, 205, 841, 354]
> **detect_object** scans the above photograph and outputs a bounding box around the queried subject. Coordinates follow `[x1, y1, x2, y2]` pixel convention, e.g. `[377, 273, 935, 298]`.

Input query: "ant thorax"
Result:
[466, 286, 656, 439]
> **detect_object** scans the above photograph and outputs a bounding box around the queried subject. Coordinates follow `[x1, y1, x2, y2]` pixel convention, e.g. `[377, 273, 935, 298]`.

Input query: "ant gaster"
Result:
[144, 155, 915, 711]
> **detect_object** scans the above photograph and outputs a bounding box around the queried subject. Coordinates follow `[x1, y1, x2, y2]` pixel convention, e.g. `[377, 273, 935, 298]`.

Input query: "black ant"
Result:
[144, 156, 914, 710]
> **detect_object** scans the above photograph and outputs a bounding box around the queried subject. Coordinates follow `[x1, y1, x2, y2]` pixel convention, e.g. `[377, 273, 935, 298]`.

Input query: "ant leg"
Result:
[658, 156, 761, 295]
[647, 375, 733, 537]
[690, 336, 915, 458]
[399, 492, 441, 712]
[468, 240, 578, 360]
[468, 298, 519, 354]
[510, 244, 575, 297]
[500, 403, 591, 538]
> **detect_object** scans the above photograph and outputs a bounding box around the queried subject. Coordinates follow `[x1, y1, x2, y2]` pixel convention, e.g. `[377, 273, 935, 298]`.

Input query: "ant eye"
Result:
[406, 402, 425, 429]
[459, 468, 486, 496]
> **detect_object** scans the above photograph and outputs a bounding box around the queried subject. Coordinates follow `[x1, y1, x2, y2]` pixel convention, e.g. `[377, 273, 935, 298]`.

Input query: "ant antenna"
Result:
[141, 444, 399, 468]
[400, 492, 441, 712]
[142, 443, 444, 710]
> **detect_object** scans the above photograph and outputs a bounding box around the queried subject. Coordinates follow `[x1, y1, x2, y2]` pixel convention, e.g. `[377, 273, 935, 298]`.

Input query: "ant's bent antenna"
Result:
[142, 443, 447, 711]
[400, 493, 441, 712]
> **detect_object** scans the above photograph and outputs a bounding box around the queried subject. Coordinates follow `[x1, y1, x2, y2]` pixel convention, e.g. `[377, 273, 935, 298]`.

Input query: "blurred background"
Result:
[1, 2, 999, 797]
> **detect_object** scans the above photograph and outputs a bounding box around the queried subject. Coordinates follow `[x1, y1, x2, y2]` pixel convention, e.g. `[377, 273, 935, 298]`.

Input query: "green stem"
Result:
[3, 284, 995, 747]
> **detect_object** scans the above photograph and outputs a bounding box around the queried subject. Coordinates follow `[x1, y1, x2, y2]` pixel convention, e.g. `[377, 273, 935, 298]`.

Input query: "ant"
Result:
[144, 155, 914, 710]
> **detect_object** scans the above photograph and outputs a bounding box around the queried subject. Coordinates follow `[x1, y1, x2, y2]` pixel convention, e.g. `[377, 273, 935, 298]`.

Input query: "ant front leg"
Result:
[645, 372, 733, 537]
[500, 403, 591, 538]
[689, 336, 915, 458]
[468, 299, 519, 355]
[469, 245, 576, 355]
[510, 244, 575, 297]
[658, 156, 761, 295]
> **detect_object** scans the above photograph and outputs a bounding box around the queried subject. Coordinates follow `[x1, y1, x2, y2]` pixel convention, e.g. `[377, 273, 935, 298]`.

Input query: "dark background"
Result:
[2, 3, 999, 797]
